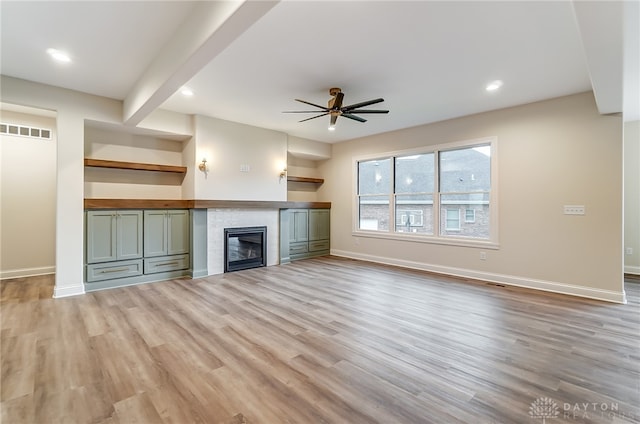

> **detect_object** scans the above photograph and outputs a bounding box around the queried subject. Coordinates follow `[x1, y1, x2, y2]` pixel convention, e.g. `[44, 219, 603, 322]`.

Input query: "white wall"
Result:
[320, 92, 626, 302]
[193, 115, 287, 201]
[2, 76, 123, 297]
[287, 135, 331, 160]
[624, 120, 640, 274]
[0, 110, 57, 278]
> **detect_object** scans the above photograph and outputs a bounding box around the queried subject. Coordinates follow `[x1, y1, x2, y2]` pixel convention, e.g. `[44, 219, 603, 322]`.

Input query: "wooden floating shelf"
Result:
[84, 198, 331, 210]
[84, 158, 187, 174]
[287, 176, 324, 184]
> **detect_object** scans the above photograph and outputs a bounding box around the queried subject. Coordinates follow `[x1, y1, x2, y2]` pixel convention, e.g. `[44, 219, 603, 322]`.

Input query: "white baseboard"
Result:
[53, 283, 85, 298]
[0, 266, 55, 280]
[331, 249, 627, 304]
[624, 265, 640, 275]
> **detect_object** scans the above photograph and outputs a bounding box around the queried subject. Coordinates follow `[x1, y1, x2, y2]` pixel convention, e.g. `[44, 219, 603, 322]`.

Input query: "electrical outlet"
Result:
[479, 251, 487, 260]
[626, 247, 634, 255]
[240, 164, 251, 173]
[564, 205, 585, 215]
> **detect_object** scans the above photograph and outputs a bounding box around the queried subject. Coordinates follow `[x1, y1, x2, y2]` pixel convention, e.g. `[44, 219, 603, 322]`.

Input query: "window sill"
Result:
[352, 230, 500, 250]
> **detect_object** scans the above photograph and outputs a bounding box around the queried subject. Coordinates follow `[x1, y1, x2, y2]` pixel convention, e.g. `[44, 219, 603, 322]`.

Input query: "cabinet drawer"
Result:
[290, 242, 308, 255]
[144, 254, 189, 274]
[309, 239, 330, 252]
[86, 260, 143, 282]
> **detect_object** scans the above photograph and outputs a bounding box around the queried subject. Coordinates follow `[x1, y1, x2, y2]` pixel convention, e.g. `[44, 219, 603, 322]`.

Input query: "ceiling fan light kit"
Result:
[284, 87, 389, 129]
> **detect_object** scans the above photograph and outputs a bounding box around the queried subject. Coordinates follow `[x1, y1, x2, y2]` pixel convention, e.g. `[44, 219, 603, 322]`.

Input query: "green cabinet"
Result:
[309, 209, 330, 241]
[284, 208, 330, 261]
[144, 210, 189, 257]
[86, 210, 143, 283]
[85, 209, 190, 288]
[289, 209, 309, 257]
[143, 210, 190, 275]
[308, 209, 330, 254]
[86, 210, 142, 263]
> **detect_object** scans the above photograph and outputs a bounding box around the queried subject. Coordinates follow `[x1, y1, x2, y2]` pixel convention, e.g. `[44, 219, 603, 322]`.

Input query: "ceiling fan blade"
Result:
[342, 113, 367, 123]
[346, 109, 389, 114]
[330, 113, 338, 126]
[283, 110, 330, 113]
[342, 98, 384, 111]
[298, 112, 330, 122]
[295, 99, 329, 110]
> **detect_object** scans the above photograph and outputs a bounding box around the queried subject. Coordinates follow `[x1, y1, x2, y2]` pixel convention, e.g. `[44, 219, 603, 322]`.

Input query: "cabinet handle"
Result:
[156, 261, 179, 266]
[101, 268, 128, 273]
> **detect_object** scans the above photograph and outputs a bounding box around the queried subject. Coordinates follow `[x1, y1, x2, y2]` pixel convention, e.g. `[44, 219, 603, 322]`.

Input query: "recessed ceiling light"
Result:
[46, 48, 71, 63]
[181, 87, 194, 96]
[486, 80, 503, 92]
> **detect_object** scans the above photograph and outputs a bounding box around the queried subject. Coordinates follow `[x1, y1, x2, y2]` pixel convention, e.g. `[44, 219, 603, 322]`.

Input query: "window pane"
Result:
[395, 194, 433, 234]
[359, 195, 390, 231]
[440, 145, 490, 193]
[358, 159, 391, 195]
[440, 193, 490, 238]
[445, 209, 460, 230]
[395, 153, 434, 194]
[465, 209, 476, 223]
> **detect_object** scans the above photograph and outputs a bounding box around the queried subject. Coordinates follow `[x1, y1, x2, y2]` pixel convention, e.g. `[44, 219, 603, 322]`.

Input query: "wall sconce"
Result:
[279, 168, 287, 182]
[198, 158, 207, 172]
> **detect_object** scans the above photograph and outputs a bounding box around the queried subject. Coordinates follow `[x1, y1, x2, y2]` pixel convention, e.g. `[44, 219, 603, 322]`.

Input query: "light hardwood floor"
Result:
[2, 256, 639, 423]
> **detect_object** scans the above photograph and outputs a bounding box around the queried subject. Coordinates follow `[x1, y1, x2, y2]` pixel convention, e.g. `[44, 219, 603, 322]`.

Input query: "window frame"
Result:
[352, 136, 499, 249]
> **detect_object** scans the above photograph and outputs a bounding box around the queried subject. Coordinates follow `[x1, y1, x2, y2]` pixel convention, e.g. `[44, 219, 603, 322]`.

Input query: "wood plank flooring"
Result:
[2, 256, 639, 423]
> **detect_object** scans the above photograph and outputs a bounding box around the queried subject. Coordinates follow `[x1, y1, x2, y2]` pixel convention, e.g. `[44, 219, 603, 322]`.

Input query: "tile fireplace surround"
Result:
[208, 208, 279, 275]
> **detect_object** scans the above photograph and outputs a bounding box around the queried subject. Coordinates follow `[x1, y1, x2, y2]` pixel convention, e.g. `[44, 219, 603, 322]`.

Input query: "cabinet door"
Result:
[117, 210, 143, 260]
[167, 210, 190, 255]
[289, 209, 308, 243]
[309, 209, 330, 241]
[86, 211, 117, 263]
[144, 210, 167, 257]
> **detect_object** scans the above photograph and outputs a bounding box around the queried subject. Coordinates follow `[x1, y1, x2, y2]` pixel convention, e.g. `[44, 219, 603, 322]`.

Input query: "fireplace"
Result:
[224, 226, 267, 272]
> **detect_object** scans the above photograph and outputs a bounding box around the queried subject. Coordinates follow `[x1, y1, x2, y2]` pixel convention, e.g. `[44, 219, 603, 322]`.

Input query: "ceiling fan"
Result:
[284, 87, 389, 129]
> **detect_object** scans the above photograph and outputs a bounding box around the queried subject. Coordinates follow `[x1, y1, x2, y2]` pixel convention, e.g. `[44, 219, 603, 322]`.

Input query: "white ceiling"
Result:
[1, 1, 637, 143]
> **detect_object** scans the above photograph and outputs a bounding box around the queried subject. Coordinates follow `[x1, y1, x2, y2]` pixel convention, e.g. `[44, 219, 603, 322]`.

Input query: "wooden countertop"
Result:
[84, 199, 331, 210]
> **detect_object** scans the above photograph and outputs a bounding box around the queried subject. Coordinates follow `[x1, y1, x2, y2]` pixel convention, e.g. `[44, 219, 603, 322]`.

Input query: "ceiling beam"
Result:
[571, 1, 623, 115]
[123, 0, 279, 126]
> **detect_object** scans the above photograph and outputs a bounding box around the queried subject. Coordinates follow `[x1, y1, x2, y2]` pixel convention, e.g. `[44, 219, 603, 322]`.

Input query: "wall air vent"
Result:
[0, 123, 52, 140]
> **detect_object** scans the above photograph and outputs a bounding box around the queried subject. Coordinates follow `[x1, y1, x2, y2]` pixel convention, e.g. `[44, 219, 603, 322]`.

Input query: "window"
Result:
[465, 209, 476, 223]
[445, 209, 460, 230]
[439, 146, 491, 238]
[355, 138, 496, 246]
[394, 153, 433, 234]
[396, 209, 424, 227]
[357, 158, 391, 231]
